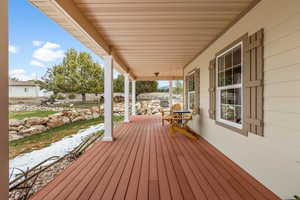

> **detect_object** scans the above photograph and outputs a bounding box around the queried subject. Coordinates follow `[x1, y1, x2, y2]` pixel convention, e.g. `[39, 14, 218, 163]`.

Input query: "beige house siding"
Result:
[184, 0, 300, 198]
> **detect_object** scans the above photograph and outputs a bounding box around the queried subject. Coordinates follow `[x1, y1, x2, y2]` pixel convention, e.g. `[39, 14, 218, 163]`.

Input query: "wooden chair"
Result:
[160, 103, 181, 126]
[167, 105, 199, 140]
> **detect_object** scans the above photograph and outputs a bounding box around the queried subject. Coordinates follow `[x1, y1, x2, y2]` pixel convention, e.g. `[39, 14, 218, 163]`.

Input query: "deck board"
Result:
[30, 116, 280, 200]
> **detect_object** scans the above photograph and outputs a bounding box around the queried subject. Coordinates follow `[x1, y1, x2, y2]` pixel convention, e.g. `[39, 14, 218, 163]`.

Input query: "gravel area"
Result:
[9, 155, 73, 200]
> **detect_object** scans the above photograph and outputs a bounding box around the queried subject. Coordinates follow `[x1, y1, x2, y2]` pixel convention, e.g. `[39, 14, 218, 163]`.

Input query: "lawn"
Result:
[9, 115, 124, 159]
[9, 111, 58, 120]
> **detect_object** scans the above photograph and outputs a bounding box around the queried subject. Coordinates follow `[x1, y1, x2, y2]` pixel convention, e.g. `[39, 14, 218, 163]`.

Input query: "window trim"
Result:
[216, 41, 243, 130]
[187, 70, 196, 111]
[188, 91, 195, 111]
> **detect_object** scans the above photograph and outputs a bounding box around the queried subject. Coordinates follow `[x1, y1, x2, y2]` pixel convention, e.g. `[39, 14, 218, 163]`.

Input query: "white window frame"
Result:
[187, 71, 195, 111]
[188, 91, 195, 111]
[216, 42, 243, 129]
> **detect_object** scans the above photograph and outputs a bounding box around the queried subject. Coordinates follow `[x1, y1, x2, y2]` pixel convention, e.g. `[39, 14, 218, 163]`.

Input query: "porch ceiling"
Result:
[29, 0, 259, 80]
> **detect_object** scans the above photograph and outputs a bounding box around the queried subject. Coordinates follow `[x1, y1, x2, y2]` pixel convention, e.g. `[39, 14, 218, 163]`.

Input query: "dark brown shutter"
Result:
[194, 68, 200, 114]
[244, 29, 264, 136]
[208, 59, 216, 119]
[185, 76, 189, 109]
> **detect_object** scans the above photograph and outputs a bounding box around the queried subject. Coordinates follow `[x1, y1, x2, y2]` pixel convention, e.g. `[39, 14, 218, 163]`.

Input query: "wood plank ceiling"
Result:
[29, 0, 257, 80]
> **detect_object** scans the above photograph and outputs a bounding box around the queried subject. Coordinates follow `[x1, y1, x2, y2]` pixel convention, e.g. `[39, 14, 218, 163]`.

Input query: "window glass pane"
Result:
[226, 89, 235, 105]
[221, 105, 234, 122]
[221, 89, 226, 104]
[233, 46, 241, 66]
[225, 68, 233, 86]
[226, 105, 235, 122]
[221, 105, 227, 120]
[188, 76, 194, 91]
[218, 72, 225, 87]
[233, 65, 241, 84]
[225, 51, 232, 69]
[217, 44, 242, 127]
[189, 92, 195, 110]
[235, 106, 242, 124]
[218, 56, 224, 72]
[234, 88, 242, 105]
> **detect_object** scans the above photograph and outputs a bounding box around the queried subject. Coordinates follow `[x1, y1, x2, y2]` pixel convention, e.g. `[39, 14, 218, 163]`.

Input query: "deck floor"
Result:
[31, 116, 280, 200]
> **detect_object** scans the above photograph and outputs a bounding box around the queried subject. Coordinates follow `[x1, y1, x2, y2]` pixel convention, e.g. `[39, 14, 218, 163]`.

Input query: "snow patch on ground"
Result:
[9, 123, 104, 180]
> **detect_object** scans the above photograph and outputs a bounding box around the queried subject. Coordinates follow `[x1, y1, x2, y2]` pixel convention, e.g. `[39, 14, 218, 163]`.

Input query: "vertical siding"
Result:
[184, 0, 300, 198]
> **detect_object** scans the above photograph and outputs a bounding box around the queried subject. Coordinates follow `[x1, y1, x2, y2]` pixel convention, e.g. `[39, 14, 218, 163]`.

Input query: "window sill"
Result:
[215, 121, 248, 137]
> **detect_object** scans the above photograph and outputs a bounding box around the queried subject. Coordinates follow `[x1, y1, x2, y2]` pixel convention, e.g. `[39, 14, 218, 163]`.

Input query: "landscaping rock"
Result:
[92, 113, 100, 119]
[61, 116, 70, 124]
[25, 117, 48, 126]
[9, 126, 19, 131]
[90, 106, 100, 113]
[47, 118, 65, 128]
[9, 134, 22, 141]
[9, 131, 17, 135]
[9, 119, 24, 127]
[73, 116, 85, 122]
[20, 125, 47, 135]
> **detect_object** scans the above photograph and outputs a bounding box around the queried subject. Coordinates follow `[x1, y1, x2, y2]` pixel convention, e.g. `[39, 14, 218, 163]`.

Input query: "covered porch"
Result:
[30, 116, 279, 200]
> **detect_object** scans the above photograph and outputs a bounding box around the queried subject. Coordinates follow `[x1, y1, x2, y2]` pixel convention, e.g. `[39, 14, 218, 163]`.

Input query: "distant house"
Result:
[9, 81, 40, 98]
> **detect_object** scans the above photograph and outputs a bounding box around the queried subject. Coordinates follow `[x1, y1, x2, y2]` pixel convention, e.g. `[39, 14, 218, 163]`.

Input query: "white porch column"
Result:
[103, 56, 114, 141]
[131, 80, 136, 115]
[169, 80, 173, 109]
[124, 73, 130, 122]
[0, 0, 8, 198]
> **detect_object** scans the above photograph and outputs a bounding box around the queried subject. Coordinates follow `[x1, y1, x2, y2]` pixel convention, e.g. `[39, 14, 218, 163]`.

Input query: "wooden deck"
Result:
[31, 116, 280, 200]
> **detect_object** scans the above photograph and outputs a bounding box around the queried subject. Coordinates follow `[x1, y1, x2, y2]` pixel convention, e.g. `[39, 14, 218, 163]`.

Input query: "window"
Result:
[216, 43, 242, 129]
[187, 73, 195, 110]
[188, 91, 195, 110]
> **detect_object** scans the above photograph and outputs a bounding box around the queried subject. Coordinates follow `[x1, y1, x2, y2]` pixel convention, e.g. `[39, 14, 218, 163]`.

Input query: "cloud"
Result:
[30, 60, 45, 67]
[9, 45, 18, 54]
[43, 42, 60, 49]
[10, 69, 25, 75]
[9, 69, 34, 81]
[33, 42, 64, 62]
[32, 40, 43, 47]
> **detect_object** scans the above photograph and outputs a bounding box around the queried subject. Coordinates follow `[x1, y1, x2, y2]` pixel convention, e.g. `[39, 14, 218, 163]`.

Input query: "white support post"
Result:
[124, 73, 130, 122]
[0, 0, 8, 198]
[103, 56, 114, 141]
[169, 80, 173, 109]
[132, 80, 136, 115]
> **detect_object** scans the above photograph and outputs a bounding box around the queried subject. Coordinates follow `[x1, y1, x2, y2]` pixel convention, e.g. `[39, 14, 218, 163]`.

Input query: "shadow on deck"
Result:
[31, 115, 279, 200]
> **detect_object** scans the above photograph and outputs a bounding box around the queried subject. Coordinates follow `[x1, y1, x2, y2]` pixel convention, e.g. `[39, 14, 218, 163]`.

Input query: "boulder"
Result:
[9, 119, 24, 127]
[16, 125, 26, 132]
[90, 106, 100, 113]
[9, 134, 22, 141]
[47, 118, 65, 128]
[78, 109, 90, 114]
[9, 131, 18, 135]
[9, 126, 19, 131]
[20, 125, 47, 135]
[48, 112, 64, 119]
[73, 116, 85, 122]
[61, 116, 70, 124]
[25, 117, 48, 126]
[92, 113, 100, 119]
[62, 111, 79, 121]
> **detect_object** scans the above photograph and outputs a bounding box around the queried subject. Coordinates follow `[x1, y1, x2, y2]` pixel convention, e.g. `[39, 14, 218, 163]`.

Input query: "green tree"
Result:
[42, 48, 104, 102]
[136, 81, 158, 95]
[9, 77, 20, 81]
[113, 74, 124, 92]
[173, 80, 183, 95]
[113, 75, 158, 95]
